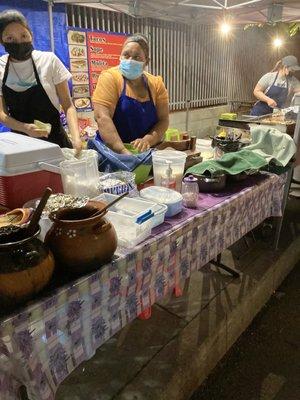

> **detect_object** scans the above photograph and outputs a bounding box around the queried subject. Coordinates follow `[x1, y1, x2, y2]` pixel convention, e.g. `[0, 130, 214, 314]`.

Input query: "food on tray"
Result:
[260, 115, 294, 125]
[70, 46, 85, 58]
[72, 72, 89, 83]
[74, 97, 91, 109]
[70, 59, 87, 70]
[70, 31, 85, 44]
[73, 85, 90, 97]
[35, 194, 89, 214]
[34, 119, 52, 134]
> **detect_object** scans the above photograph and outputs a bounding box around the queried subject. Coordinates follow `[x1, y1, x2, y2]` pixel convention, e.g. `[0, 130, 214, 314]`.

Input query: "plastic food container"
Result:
[98, 171, 138, 196]
[181, 175, 199, 208]
[94, 193, 167, 230]
[152, 150, 187, 191]
[0, 132, 64, 209]
[140, 186, 183, 218]
[60, 152, 99, 198]
[93, 193, 152, 248]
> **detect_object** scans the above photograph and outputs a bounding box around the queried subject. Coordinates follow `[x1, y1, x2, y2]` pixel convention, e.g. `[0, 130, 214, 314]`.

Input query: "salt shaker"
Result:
[181, 175, 199, 208]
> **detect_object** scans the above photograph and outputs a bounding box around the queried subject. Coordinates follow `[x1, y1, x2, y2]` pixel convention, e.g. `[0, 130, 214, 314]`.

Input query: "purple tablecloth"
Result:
[0, 172, 286, 400]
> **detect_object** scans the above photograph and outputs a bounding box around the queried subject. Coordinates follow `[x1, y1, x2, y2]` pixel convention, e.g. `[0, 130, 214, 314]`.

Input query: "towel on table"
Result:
[186, 149, 268, 176]
[247, 125, 296, 167]
[87, 139, 153, 172]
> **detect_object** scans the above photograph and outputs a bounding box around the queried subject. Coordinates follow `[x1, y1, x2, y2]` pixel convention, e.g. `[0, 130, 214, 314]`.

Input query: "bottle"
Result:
[181, 175, 199, 208]
[161, 161, 176, 190]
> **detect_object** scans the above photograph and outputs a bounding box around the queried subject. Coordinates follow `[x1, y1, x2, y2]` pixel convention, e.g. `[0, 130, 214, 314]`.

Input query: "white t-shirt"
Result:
[0, 50, 71, 111]
[257, 71, 300, 106]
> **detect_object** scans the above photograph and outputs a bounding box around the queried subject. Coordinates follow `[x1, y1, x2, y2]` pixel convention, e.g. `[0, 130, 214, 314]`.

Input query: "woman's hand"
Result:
[266, 98, 277, 108]
[131, 137, 151, 152]
[24, 123, 49, 138]
[72, 138, 83, 157]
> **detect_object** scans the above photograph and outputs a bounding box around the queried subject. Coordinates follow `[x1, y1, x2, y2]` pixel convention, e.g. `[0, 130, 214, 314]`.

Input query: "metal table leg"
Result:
[273, 167, 294, 250]
[210, 253, 240, 278]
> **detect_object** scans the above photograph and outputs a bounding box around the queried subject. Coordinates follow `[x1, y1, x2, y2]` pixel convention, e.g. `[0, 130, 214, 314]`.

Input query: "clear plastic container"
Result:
[94, 193, 155, 248]
[152, 150, 187, 191]
[140, 186, 183, 218]
[181, 175, 199, 208]
[94, 193, 167, 229]
[60, 152, 99, 198]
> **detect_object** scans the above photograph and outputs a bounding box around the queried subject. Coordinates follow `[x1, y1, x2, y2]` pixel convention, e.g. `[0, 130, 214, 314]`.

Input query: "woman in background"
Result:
[250, 55, 300, 116]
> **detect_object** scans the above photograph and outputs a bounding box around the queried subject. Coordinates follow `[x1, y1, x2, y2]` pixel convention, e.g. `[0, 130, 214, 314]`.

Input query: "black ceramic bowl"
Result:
[192, 173, 227, 193]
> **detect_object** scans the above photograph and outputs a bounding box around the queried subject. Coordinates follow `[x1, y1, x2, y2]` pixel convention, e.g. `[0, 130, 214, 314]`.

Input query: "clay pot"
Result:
[0, 227, 55, 303]
[45, 201, 117, 276]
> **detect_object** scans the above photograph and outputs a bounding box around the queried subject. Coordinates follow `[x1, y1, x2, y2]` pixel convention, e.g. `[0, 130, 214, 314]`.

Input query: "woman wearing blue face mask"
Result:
[92, 34, 169, 154]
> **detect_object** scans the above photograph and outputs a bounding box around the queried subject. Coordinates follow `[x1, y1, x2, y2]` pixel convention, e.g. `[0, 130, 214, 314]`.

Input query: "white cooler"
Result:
[0, 132, 64, 209]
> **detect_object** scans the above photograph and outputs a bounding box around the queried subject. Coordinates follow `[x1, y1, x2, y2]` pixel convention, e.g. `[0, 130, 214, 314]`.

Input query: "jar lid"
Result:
[183, 175, 198, 183]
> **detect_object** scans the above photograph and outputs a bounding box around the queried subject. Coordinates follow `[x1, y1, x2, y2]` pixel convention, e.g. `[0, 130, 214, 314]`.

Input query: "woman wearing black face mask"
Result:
[250, 55, 300, 116]
[0, 9, 82, 153]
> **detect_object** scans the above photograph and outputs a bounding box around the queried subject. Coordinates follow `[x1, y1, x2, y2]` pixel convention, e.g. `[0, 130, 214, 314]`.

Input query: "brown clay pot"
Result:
[0, 227, 55, 303]
[45, 201, 117, 276]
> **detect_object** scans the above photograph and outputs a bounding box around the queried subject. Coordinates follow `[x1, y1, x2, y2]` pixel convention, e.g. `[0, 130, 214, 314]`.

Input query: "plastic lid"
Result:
[140, 186, 183, 205]
[183, 175, 198, 183]
[152, 150, 187, 162]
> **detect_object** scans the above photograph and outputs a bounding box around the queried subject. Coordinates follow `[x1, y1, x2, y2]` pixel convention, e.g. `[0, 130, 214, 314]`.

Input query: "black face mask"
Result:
[4, 42, 33, 61]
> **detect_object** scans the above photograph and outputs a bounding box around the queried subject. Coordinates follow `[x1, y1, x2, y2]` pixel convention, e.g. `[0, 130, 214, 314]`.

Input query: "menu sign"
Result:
[87, 31, 126, 93]
[67, 28, 126, 111]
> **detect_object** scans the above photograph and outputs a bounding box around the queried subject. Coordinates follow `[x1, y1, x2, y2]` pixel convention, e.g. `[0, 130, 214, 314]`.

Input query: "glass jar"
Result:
[181, 175, 199, 208]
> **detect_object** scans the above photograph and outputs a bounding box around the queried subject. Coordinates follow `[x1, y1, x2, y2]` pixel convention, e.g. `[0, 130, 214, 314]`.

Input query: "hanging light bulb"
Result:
[273, 37, 283, 48]
[220, 22, 232, 35]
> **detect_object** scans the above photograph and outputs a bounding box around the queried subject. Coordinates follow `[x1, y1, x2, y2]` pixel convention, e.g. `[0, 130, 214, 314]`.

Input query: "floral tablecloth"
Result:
[0, 172, 286, 400]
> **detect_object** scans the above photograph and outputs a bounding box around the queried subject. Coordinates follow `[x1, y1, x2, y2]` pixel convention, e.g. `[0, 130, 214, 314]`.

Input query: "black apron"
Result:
[2, 56, 72, 148]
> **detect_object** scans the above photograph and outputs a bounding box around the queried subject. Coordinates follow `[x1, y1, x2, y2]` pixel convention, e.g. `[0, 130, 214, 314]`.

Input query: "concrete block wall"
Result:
[169, 105, 230, 138]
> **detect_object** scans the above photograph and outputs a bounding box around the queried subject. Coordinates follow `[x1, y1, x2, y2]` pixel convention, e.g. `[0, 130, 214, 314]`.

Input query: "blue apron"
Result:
[111, 76, 158, 143]
[250, 72, 289, 116]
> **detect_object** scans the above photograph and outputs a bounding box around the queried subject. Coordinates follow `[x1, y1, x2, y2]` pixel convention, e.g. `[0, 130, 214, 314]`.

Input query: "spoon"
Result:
[26, 187, 52, 237]
[91, 192, 129, 218]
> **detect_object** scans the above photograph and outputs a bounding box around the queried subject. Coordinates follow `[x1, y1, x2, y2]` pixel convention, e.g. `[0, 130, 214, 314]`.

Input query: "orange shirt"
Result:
[92, 66, 169, 115]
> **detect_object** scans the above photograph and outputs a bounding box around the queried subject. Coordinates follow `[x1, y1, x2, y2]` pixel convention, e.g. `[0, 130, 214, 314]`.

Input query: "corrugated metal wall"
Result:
[66, 5, 278, 111]
[228, 28, 277, 103]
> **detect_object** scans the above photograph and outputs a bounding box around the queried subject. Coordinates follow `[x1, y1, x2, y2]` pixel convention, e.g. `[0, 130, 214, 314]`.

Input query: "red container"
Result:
[0, 132, 64, 209]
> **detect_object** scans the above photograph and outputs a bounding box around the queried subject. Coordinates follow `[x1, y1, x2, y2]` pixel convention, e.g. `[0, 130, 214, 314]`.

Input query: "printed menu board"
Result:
[67, 28, 126, 111]
[87, 31, 126, 93]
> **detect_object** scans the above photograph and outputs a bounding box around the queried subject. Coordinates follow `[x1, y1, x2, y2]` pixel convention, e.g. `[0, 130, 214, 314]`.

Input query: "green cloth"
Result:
[247, 126, 296, 167]
[186, 149, 268, 176]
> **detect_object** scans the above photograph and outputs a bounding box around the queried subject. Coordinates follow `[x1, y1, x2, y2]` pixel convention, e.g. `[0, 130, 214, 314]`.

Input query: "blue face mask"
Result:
[119, 59, 144, 80]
